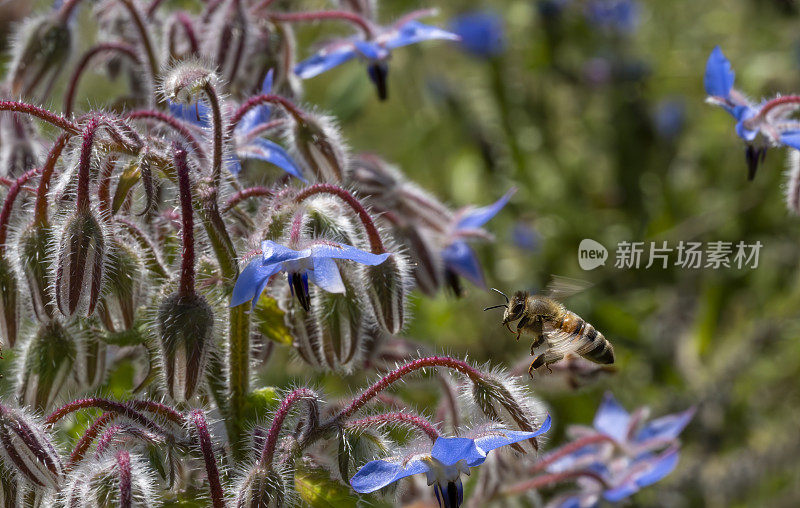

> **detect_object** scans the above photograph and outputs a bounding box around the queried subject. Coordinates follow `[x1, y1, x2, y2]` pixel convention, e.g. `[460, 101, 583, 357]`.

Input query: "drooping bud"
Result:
[9, 14, 72, 98]
[0, 472, 22, 506]
[301, 196, 359, 246]
[75, 330, 107, 391]
[162, 59, 218, 104]
[55, 209, 107, 318]
[0, 403, 64, 490]
[0, 113, 40, 179]
[281, 290, 323, 370]
[313, 273, 368, 372]
[17, 320, 76, 412]
[156, 292, 215, 403]
[235, 465, 290, 508]
[17, 223, 55, 322]
[62, 451, 157, 507]
[291, 114, 348, 182]
[0, 255, 19, 348]
[97, 242, 143, 333]
[363, 253, 409, 334]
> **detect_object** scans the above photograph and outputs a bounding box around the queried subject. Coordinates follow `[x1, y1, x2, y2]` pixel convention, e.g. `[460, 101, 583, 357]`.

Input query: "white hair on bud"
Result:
[785, 149, 800, 215]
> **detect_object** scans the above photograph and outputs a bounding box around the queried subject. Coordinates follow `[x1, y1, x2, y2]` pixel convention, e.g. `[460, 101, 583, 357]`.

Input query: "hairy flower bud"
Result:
[98, 242, 143, 333]
[162, 60, 218, 104]
[313, 273, 367, 372]
[0, 113, 40, 178]
[364, 254, 409, 334]
[156, 292, 215, 403]
[17, 224, 55, 322]
[9, 14, 72, 98]
[0, 403, 64, 490]
[235, 465, 290, 508]
[55, 209, 107, 318]
[291, 114, 348, 182]
[0, 255, 19, 348]
[283, 293, 324, 370]
[63, 451, 157, 507]
[18, 321, 76, 412]
[76, 331, 107, 391]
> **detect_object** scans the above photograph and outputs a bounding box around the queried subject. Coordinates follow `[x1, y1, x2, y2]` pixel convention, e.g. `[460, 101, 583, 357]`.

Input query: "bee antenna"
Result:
[483, 304, 507, 312]
[490, 288, 509, 304]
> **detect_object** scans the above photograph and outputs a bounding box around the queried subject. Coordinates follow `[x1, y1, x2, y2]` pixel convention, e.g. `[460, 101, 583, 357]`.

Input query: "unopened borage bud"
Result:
[156, 292, 215, 403]
[55, 208, 107, 318]
[17, 320, 76, 412]
[9, 14, 72, 97]
[0, 403, 64, 490]
[364, 253, 409, 335]
[17, 223, 55, 322]
[162, 60, 218, 104]
[0, 254, 19, 348]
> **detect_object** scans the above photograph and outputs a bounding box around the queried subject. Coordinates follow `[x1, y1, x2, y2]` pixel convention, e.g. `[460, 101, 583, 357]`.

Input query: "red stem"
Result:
[0, 101, 78, 134]
[174, 146, 196, 296]
[68, 412, 116, 468]
[529, 434, 615, 475]
[755, 95, 800, 120]
[229, 94, 306, 130]
[347, 412, 439, 442]
[97, 156, 117, 221]
[0, 168, 40, 250]
[46, 398, 171, 437]
[503, 469, 610, 496]
[294, 183, 386, 253]
[223, 186, 274, 212]
[190, 410, 225, 508]
[76, 118, 101, 211]
[33, 134, 71, 225]
[174, 12, 200, 54]
[337, 356, 484, 421]
[64, 43, 140, 116]
[267, 10, 374, 37]
[259, 388, 317, 468]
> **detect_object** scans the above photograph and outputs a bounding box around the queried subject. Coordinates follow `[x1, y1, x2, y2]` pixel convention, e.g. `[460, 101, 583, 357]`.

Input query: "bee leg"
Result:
[528, 354, 545, 378]
[514, 316, 529, 342]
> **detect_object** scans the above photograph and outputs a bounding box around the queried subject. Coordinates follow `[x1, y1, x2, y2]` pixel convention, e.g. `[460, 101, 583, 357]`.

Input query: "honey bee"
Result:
[484, 279, 614, 378]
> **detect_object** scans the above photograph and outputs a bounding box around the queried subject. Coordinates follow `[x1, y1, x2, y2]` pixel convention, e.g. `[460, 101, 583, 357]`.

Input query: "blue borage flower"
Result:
[441, 189, 515, 291]
[294, 12, 460, 100]
[231, 240, 390, 311]
[448, 11, 506, 58]
[351, 417, 551, 508]
[547, 393, 693, 507]
[705, 46, 800, 178]
[551, 446, 681, 507]
[169, 71, 305, 181]
[585, 0, 640, 35]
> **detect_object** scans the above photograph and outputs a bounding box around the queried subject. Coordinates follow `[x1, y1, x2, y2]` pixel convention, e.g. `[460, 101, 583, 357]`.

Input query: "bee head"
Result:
[484, 289, 527, 324]
[503, 291, 528, 323]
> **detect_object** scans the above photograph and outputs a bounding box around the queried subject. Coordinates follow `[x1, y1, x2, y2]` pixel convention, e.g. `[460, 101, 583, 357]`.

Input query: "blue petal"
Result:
[456, 189, 515, 230]
[169, 101, 211, 127]
[237, 72, 274, 135]
[593, 393, 631, 442]
[308, 256, 345, 293]
[431, 437, 485, 467]
[603, 448, 679, 502]
[449, 11, 506, 58]
[350, 457, 429, 493]
[384, 21, 460, 50]
[354, 40, 389, 61]
[635, 407, 695, 444]
[260, 241, 308, 265]
[473, 416, 552, 456]
[295, 45, 358, 79]
[230, 259, 283, 309]
[441, 241, 485, 287]
[262, 69, 274, 94]
[780, 131, 800, 150]
[308, 243, 391, 266]
[237, 138, 307, 181]
[704, 46, 735, 98]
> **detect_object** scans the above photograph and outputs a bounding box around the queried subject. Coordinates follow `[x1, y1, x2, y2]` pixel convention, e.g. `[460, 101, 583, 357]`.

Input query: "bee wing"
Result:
[542, 325, 596, 358]
[544, 275, 593, 300]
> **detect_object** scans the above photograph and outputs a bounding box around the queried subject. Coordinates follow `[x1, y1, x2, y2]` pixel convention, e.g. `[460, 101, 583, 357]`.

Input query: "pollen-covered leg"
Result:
[528, 354, 545, 378]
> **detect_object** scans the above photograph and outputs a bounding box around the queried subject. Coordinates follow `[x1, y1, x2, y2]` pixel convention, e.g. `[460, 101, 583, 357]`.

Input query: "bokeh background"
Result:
[3, 0, 800, 506]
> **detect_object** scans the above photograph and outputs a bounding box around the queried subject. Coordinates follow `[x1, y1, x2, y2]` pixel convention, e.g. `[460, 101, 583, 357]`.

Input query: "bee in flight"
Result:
[484, 278, 615, 378]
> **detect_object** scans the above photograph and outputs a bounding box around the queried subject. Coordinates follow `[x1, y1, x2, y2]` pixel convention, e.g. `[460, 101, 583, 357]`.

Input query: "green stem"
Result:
[227, 303, 250, 460]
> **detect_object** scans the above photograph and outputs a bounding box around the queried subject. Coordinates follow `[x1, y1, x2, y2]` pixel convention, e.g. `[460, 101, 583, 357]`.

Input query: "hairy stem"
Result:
[190, 410, 225, 508]
[223, 186, 274, 212]
[529, 434, 615, 475]
[0, 101, 78, 134]
[0, 168, 40, 250]
[502, 470, 610, 496]
[118, 0, 159, 83]
[64, 43, 139, 116]
[267, 10, 374, 37]
[346, 412, 439, 442]
[174, 146, 196, 296]
[260, 388, 317, 469]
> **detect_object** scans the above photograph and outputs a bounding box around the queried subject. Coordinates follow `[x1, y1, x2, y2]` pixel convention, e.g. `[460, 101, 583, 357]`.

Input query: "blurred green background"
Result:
[4, 0, 800, 506]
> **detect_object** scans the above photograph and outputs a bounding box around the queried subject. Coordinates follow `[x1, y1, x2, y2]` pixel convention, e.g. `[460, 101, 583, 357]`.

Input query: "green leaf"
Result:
[294, 465, 391, 508]
[253, 294, 293, 346]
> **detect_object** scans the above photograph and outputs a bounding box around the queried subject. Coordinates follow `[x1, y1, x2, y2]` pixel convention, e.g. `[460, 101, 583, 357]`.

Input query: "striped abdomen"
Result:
[561, 311, 615, 365]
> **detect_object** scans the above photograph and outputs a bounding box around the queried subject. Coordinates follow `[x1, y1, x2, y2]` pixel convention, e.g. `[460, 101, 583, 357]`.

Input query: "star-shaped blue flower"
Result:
[231, 240, 391, 311]
[703, 47, 760, 142]
[169, 72, 304, 180]
[350, 417, 551, 507]
[553, 446, 681, 507]
[441, 189, 514, 291]
[294, 14, 459, 100]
